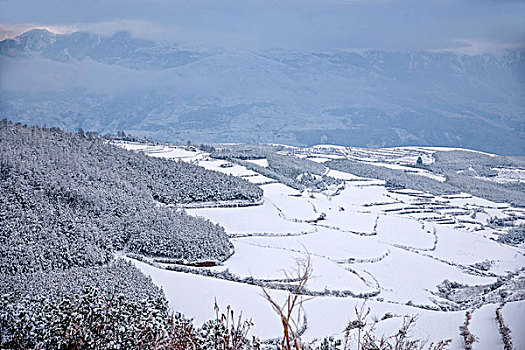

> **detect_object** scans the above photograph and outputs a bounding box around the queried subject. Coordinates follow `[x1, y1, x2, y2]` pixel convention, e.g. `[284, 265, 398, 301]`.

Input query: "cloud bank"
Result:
[1, 0, 524, 53]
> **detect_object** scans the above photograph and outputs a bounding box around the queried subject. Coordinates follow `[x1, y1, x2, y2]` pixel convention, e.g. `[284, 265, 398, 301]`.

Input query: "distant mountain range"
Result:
[1, 29, 524, 154]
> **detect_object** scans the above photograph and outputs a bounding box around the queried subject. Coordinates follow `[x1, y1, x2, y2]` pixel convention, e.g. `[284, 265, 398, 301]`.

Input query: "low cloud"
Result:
[0, 23, 77, 40]
[434, 38, 525, 55]
[1, 0, 524, 53]
[0, 20, 165, 41]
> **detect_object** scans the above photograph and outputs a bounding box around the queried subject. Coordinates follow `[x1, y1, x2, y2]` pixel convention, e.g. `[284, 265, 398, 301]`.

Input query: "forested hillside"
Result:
[0, 120, 263, 272]
[0, 121, 265, 347]
[1, 260, 170, 348]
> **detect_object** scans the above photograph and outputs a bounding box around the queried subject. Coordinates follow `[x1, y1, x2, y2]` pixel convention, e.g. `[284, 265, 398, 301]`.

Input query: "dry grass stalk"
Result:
[261, 256, 312, 350]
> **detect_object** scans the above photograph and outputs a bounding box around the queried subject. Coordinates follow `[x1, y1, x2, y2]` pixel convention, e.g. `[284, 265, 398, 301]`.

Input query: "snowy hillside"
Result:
[114, 141, 525, 348]
[1, 121, 523, 347]
[1, 29, 524, 155]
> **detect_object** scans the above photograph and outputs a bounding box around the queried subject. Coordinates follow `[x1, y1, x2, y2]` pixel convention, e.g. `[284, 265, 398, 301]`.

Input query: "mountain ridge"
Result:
[1, 29, 524, 155]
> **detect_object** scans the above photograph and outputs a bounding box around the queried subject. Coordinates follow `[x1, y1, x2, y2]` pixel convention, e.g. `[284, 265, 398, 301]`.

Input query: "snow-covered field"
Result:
[479, 167, 525, 184]
[119, 142, 525, 348]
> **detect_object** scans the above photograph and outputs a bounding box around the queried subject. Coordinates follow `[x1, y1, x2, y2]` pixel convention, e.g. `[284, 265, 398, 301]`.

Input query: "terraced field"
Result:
[116, 141, 525, 348]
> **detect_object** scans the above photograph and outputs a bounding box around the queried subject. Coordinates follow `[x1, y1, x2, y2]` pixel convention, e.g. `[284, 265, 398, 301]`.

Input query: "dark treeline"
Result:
[431, 151, 525, 207]
[208, 144, 274, 160]
[326, 159, 457, 194]
[211, 145, 341, 190]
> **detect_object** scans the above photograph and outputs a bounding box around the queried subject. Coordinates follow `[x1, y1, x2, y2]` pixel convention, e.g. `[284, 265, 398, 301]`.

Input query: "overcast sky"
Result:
[1, 0, 524, 53]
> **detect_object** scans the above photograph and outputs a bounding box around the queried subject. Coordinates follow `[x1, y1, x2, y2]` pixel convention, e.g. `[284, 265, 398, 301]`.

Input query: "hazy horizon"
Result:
[1, 0, 524, 155]
[1, 0, 524, 54]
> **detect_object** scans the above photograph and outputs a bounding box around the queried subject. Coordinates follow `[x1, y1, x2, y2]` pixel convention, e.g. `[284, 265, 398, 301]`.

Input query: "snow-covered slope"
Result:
[119, 142, 525, 347]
